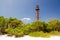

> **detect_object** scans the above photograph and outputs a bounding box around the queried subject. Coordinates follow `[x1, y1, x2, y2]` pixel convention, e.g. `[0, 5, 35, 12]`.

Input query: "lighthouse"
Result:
[35, 5, 39, 21]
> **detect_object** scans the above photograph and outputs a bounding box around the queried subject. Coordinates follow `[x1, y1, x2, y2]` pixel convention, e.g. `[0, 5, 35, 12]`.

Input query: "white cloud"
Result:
[21, 18, 31, 21]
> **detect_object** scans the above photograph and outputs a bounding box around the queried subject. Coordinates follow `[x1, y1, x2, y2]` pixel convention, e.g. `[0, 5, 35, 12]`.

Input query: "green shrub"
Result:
[5, 27, 24, 37]
[5, 28, 13, 34]
[14, 27, 24, 37]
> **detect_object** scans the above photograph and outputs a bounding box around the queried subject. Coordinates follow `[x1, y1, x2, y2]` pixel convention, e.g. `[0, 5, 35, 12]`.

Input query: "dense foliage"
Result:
[0, 16, 60, 37]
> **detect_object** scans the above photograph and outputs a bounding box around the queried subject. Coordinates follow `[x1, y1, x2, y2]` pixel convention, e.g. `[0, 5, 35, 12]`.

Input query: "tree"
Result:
[7, 17, 24, 28]
[0, 16, 6, 34]
[30, 21, 47, 32]
[47, 19, 60, 32]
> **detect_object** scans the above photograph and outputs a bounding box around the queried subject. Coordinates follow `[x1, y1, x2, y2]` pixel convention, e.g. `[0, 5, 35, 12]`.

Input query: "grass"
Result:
[49, 31, 60, 36]
[29, 31, 60, 38]
[28, 31, 51, 38]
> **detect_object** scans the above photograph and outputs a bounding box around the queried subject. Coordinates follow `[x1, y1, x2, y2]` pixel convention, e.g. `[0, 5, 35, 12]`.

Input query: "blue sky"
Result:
[0, 0, 60, 23]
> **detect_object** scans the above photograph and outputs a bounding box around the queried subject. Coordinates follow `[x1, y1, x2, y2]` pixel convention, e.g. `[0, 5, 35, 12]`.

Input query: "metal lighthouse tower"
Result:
[35, 5, 40, 21]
